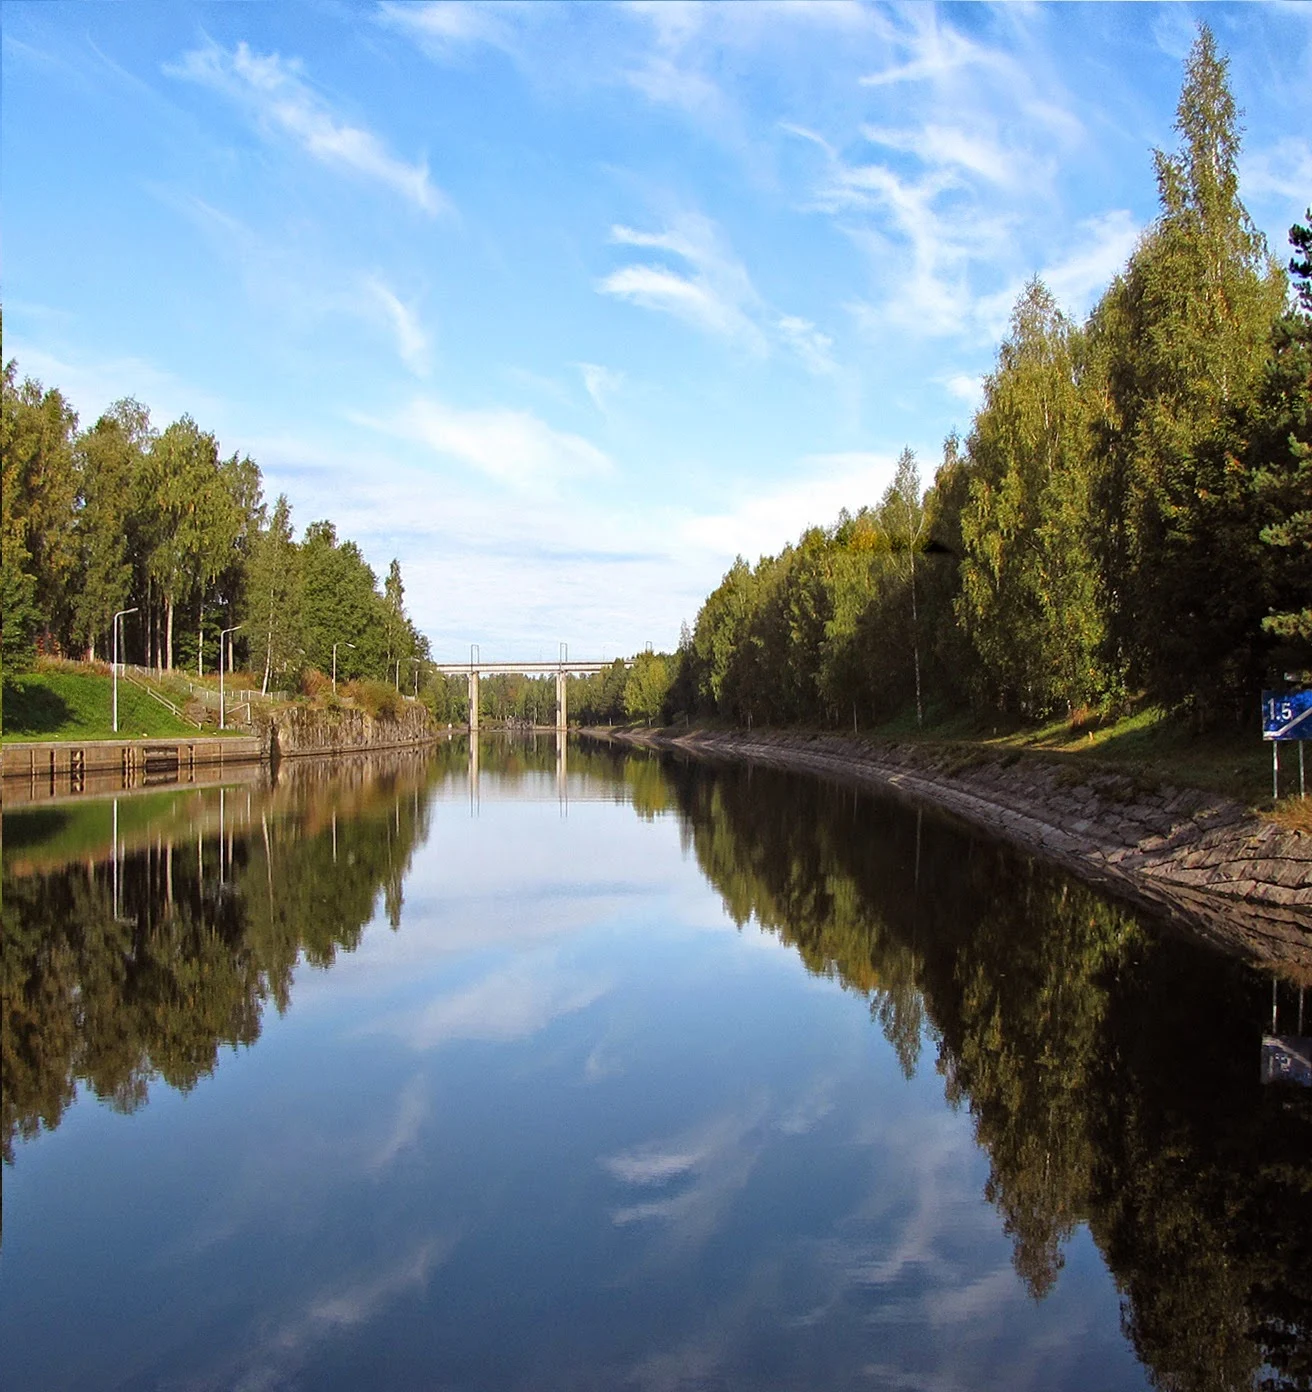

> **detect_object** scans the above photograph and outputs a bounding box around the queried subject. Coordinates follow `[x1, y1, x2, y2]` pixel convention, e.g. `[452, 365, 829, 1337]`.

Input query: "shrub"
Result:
[343, 678, 404, 720]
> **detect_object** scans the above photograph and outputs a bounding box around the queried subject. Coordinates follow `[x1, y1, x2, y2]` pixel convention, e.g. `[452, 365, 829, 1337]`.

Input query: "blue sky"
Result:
[4, 2, 1309, 659]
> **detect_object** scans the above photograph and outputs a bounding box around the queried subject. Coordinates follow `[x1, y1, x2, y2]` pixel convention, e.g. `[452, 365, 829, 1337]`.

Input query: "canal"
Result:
[3, 737, 1309, 1390]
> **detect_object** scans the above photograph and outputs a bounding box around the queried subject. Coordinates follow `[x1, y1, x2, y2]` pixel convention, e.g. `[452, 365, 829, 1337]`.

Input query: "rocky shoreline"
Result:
[589, 726, 1312, 980]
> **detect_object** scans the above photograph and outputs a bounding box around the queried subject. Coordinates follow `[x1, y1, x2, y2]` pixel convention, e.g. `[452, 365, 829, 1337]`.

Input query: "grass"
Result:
[642, 701, 1303, 814]
[2, 670, 209, 743]
[861, 701, 1296, 811]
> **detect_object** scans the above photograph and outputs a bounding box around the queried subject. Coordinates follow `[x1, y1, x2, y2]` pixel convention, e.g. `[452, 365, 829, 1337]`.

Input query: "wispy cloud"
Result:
[168, 39, 444, 214]
[363, 396, 612, 492]
[599, 214, 839, 371]
[600, 216, 767, 350]
[404, 957, 609, 1047]
[775, 315, 836, 375]
[376, 1, 519, 61]
[364, 276, 430, 375]
[578, 362, 625, 414]
[1241, 137, 1312, 205]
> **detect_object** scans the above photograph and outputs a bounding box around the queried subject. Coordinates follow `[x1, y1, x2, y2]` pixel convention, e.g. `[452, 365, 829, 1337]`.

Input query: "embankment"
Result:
[267, 701, 438, 757]
[591, 726, 1312, 978]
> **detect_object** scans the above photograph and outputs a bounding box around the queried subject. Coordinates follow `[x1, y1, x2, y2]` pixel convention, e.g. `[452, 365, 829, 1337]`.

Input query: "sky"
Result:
[3, 2, 1310, 660]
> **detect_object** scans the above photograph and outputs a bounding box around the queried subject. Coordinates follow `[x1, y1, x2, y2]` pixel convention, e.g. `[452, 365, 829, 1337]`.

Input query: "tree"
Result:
[958, 282, 1103, 716]
[1089, 25, 1286, 714]
[623, 651, 671, 725]
[1, 356, 80, 665]
[1288, 207, 1311, 313]
[72, 400, 153, 661]
[245, 494, 303, 693]
[1252, 215, 1312, 670]
[881, 448, 928, 725]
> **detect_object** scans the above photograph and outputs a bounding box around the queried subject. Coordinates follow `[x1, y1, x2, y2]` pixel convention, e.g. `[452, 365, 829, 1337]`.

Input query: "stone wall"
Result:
[268, 701, 437, 757]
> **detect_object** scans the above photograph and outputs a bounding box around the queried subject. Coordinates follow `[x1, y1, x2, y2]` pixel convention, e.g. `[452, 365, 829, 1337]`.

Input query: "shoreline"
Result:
[586, 725, 1312, 979]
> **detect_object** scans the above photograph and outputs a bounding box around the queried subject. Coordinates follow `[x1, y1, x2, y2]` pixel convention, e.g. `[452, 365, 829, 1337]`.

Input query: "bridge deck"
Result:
[429, 661, 626, 676]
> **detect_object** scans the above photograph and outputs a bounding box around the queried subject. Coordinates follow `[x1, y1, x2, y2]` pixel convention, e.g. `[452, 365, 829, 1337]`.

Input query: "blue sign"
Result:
[1262, 689, 1312, 740]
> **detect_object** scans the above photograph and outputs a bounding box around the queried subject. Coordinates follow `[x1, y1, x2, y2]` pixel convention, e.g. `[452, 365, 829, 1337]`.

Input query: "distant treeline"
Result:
[2, 350, 427, 694]
[668, 30, 1311, 732]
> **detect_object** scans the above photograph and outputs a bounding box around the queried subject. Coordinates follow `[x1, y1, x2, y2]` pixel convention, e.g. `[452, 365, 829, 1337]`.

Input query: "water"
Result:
[3, 737, 1309, 1391]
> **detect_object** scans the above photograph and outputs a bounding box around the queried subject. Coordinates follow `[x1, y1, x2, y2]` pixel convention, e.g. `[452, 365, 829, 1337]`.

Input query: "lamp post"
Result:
[332, 641, 355, 696]
[219, 624, 243, 730]
[112, 607, 138, 733]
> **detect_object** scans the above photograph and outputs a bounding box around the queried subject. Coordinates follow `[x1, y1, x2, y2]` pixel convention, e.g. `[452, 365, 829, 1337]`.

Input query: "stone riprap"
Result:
[594, 727, 1312, 979]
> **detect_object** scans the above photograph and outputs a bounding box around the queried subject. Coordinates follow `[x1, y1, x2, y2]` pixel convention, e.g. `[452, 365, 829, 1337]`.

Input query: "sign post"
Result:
[1261, 690, 1312, 799]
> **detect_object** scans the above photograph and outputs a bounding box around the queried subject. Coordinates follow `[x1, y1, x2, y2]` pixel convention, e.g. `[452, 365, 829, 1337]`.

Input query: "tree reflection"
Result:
[3, 756, 433, 1164]
[664, 756, 1312, 1392]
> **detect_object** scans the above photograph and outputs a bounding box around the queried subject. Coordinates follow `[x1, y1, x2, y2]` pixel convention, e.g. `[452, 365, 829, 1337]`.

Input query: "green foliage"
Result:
[623, 651, 671, 724]
[677, 26, 1309, 734]
[1, 351, 423, 694]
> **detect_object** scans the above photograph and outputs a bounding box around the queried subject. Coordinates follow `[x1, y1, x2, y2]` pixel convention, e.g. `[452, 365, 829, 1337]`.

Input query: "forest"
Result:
[667, 31, 1311, 734]
[1, 355, 428, 697]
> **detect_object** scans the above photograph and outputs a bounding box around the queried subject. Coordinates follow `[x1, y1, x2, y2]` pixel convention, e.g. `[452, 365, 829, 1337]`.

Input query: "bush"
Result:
[343, 678, 404, 720]
[301, 667, 332, 699]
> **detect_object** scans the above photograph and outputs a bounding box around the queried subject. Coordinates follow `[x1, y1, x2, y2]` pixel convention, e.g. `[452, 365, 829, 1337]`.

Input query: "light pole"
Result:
[219, 624, 243, 729]
[112, 607, 139, 733]
[332, 641, 355, 696]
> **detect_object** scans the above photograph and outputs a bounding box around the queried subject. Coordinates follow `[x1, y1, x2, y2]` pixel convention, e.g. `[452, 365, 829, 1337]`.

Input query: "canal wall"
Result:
[592, 726, 1312, 977]
[267, 701, 438, 757]
[2, 735, 268, 806]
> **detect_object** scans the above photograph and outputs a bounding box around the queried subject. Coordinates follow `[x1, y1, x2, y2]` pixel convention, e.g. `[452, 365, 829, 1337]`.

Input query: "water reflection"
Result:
[3, 739, 1309, 1390]
[662, 755, 1312, 1392]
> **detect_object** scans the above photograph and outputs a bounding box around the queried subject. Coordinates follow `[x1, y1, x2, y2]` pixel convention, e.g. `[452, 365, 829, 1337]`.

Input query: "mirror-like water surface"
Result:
[3, 738, 1309, 1391]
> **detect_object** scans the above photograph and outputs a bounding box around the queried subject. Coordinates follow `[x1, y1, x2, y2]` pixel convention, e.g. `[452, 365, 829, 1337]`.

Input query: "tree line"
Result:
[2, 354, 428, 694]
[669, 30, 1311, 733]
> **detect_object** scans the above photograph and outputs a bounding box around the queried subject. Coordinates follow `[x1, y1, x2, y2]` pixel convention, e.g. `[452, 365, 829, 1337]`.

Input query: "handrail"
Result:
[121, 669, 204, 729]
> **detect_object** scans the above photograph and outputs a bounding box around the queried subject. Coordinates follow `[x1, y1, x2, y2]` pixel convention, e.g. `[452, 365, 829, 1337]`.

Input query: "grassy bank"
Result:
[625, 702, 1304, 821]
[2, 670, 204, 743]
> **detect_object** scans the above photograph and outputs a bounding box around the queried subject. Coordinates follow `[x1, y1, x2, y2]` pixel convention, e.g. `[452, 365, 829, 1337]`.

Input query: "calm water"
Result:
[3, 737, 1309, 1392]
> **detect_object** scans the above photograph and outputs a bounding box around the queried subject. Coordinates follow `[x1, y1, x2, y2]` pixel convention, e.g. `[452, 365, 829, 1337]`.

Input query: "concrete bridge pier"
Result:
[555, 671, 567, 731]
[468, 670, 480, 732]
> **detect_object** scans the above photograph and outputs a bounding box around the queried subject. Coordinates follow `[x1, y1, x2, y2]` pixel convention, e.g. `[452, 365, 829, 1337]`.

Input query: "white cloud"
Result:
[859, 11, 1006, 88]
[366, 396, 612, 491]
[1041, 209, 1140, 315]
[364, 276, 430, 375]
[600, 216, 767, 350]
[2, 337, 225, 434]
[377, 1, 518, 58]
[578, 362, 625, 414]
[600, 215, 838, 368]
[168, 39, 444, 214]
[862, 123, 1036, 191]
[776, 314, 836, 375]
[1241, 137, 1312, 204]
[680, 451, 896, 561]
[944, 374, 984, 410]
[406, 958, 609, 1047]
[970, 209, 1140, 339]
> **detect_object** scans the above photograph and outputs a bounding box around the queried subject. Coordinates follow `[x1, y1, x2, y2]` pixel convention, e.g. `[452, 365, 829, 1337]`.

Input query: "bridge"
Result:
[429, 653, 629, 731]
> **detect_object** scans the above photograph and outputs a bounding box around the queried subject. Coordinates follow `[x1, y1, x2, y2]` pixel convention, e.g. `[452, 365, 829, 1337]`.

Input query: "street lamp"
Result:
[112, 607, 139, 733]
[332, 640, 356, 696]
[219, 624, 244, 729]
